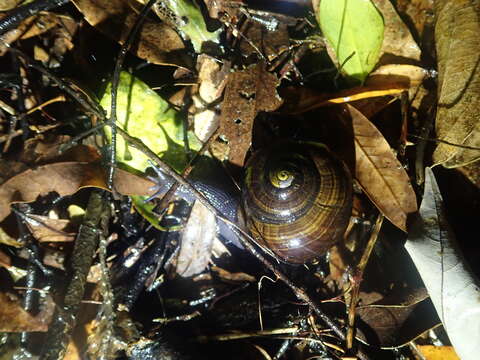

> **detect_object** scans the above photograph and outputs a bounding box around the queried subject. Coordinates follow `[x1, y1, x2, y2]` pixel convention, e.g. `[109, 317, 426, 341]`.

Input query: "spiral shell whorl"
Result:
[242, 142, 352, 264]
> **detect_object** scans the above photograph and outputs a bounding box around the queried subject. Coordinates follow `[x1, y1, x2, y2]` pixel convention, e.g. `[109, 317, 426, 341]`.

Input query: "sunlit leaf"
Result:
[317, 0, 384, 83]
[100, 71, 201, 173]
[156, 0, 221, 53]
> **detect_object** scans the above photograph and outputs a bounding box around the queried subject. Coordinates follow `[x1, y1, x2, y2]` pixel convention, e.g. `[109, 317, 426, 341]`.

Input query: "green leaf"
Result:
[100, 71, 202, 230]
[164, 0, 220, 53]
[100, 71, 200, 173]
[317, 0, 384, 84]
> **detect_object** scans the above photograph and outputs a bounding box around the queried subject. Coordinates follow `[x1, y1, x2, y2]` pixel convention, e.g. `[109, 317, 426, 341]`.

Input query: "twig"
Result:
[107, 0, 157, 189]
[39, 190, 109, 360]
[345, 214, 384, 350]
[117, 128, 354, 351]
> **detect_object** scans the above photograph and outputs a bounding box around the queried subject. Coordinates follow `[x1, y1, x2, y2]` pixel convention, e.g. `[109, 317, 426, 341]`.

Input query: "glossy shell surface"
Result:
[242, 142, 352, 263]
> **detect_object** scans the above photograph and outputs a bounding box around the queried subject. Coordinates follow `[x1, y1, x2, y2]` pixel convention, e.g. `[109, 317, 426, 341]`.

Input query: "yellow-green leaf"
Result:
[317, 0, 384, 84]
[100, 71, 200, 173]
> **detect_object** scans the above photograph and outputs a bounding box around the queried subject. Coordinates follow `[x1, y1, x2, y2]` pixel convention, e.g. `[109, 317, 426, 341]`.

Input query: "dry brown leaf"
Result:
[0, 0, 21, 11]
[395, 0, 435, 40]
[356, 290, 438, 347]
[349, 105, 417, 231]
[366, 64, 428, 92]
[219, 62, 283, 166]
[237, 12, 293, 62]
[24, 215, 76, 242]
[0, 292, 48, 332]
[19, 138, 101, 165]
[210, 266, 256, 283]
[374, 0, 422, 63]
[0, 162, 155, 223]
[72, 0, 190, 68]
[19, 13, 76, 40]
[433, 0, 480, 167]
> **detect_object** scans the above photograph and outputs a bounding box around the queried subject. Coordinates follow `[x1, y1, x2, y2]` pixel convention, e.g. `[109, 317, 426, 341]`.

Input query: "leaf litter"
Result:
[0, 0, 478, 359]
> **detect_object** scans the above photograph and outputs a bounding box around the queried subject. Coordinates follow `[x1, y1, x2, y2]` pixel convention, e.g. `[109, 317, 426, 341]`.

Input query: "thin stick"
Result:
[108, 0, 157, 188]
[346, 214, 384, 349]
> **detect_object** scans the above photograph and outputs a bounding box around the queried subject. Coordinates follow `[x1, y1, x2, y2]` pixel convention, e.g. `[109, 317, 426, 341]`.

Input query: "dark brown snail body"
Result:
[242, 142, 353, 264]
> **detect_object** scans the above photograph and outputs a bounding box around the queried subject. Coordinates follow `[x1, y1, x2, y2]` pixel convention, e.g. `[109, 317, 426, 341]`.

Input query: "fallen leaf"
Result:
[154, 0, 220, 53]
[174, 200, 217, 277]
[19, 137, 100, 165]
[406, 167, 480, 360]
[356, 289, 438, 347]
[100, 71, 201, 173]
[72, 0, 190, 68]
[366, 64, 428, 89]
[24, 215, 76, 243]
[193, 54, 224, 142]
[210, 266, 256, 283]
[349, 104, 417, 231]
[219, 62, 283, 166]
[374, 0, 421, 63]
[0, 162, 155, 223]
[432, 0, 480, 167]
[417, 345, 460, 360]
[0, 292, 48, 332]
[235, 11, 294, 62]
[0, 0, 21, 11]
[395, 0, 435, 40]
[0, 226, 22, 247]
[317, 0, 384, 83]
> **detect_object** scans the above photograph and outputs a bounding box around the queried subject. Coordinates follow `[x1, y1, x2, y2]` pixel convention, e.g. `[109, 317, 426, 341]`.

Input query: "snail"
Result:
[242, 142, 353, 264]
[147, 141, 353, 264]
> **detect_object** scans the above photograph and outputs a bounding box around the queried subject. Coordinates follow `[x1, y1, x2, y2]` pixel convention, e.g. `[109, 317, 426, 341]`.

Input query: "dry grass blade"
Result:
[349, 104, 417, 231]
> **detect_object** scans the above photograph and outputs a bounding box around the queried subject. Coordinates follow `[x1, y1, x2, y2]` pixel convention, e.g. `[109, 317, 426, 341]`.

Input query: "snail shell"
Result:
[242, 142, 353, 264]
